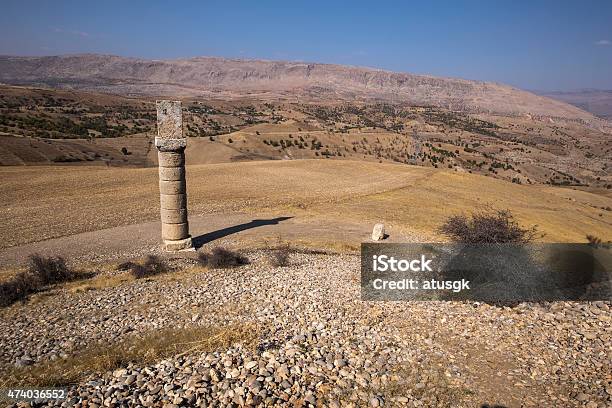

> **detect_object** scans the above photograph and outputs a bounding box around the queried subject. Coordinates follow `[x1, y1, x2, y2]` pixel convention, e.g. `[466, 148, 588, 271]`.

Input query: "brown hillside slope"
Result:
[0, 54, 603, 124]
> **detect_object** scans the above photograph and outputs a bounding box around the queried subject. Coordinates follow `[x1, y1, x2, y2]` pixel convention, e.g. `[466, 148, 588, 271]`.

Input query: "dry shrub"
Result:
[124, 255, 169, 279]
[116, 261, 137, 271]
[198, 247, 249, 268]
[586, 234, 611, 248]
[1, 254, 75, 307]
[439, 209, 537, 244]
[267, 243, 292, 267]
[27, 254, 73, 285]
[0, 272, 37, 307]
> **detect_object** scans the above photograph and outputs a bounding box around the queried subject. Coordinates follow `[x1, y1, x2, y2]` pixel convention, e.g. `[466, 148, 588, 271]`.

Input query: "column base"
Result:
[162, 237, 195, 252]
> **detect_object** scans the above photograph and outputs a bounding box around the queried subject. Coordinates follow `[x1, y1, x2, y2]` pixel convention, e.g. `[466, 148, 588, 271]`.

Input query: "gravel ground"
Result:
[1, 251, 610, 407]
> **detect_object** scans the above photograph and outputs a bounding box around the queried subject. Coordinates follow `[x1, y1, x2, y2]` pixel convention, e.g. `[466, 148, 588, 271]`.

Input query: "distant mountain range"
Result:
[0, 54, 605, 124]
[536, 89, 612, 120]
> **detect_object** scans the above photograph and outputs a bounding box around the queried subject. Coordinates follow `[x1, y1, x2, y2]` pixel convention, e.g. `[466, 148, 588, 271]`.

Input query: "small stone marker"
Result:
[156, 100, 193, 251]
[371, 223, 386, 241]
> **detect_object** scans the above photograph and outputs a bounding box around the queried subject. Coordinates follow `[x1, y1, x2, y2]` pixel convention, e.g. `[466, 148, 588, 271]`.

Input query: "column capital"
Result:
[155, 137, 187, 152]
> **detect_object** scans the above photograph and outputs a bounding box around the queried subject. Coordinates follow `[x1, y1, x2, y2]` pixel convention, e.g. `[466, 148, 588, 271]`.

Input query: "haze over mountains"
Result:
[537, 89, 612, 121]
[0, 54, 605, 125]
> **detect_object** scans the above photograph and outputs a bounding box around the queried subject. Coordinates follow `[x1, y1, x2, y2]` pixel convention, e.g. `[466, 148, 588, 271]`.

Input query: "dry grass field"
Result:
[1, 160, 610, 251]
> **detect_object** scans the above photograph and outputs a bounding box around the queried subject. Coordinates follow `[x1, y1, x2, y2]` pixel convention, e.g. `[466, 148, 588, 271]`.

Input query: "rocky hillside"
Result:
[1, 250, 610, 407]
[0, 54, 602, 123]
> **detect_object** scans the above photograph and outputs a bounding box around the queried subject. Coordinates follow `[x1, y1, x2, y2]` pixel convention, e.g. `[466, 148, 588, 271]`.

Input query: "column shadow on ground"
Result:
[192, 217, 293, 249]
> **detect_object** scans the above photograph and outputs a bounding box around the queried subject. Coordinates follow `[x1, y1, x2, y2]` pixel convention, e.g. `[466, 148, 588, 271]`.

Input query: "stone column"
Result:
[156, 100, 193, 251]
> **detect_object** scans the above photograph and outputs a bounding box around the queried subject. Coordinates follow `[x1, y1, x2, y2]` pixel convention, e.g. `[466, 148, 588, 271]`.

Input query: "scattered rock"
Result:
[1, 251, 609, 408]
[371, 223, 386, 241]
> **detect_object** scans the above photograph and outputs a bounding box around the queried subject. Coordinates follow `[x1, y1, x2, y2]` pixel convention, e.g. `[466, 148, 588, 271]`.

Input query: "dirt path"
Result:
[0, 212, 418, 268]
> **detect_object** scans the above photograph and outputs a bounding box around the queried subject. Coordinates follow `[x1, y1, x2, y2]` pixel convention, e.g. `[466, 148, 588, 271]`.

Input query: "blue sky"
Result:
[1, 0, 611, 91]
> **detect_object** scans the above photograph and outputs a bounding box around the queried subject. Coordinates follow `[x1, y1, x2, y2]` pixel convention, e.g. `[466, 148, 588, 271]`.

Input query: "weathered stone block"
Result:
[160, 193, 186, 210]
[163, 237, 194, 252]
[159, 180, 186, 195]
[156, 100, 183, 139]
[161, 208, 188, 224]
[158, 151, 184, 167]
[162, 222, 189, 241]
[155, 137, 187, 152]
[159, 166, 185, 181]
